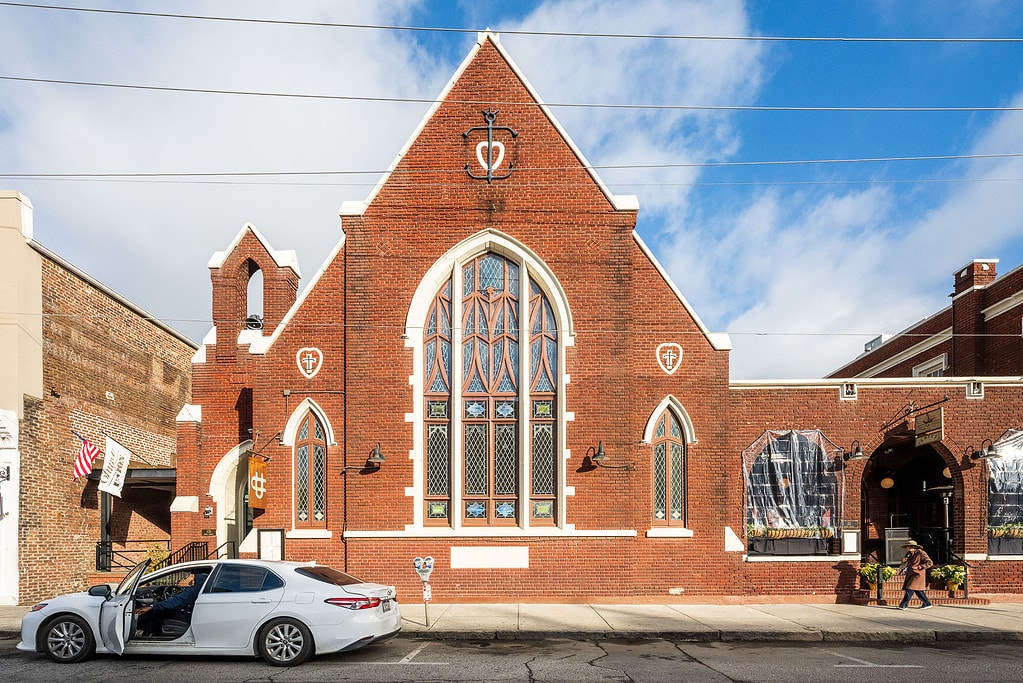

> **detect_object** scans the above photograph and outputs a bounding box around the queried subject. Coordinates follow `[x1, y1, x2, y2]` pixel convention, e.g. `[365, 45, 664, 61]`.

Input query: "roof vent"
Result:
[864, 335, 888, 353]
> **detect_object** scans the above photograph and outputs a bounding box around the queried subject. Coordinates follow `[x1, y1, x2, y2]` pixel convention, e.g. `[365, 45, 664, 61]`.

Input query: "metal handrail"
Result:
[152, 541, 209, 571]
[97, 538, 239, 573]
[208, 541, 237, 560]
[95, 539, 170, 572]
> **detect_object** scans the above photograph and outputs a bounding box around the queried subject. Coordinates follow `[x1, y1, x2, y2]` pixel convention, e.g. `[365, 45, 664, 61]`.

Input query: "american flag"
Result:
[73, 438, 102, 480]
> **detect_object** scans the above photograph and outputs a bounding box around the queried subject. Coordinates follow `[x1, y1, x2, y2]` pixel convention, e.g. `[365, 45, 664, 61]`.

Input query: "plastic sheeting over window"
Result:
[987, 429, 1023, 528]
[743, 430, 843, 541]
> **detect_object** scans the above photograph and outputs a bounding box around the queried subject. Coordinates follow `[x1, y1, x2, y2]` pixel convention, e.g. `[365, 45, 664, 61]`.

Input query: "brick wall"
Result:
[178, 36, 1023, 602]
[18, 257, 193, 603]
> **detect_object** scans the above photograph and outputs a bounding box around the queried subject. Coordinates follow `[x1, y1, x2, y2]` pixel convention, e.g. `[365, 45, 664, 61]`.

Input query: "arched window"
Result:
[294, 411, 327, 528]
[424, 251, 558, 527]
[652, 408, 686, 527]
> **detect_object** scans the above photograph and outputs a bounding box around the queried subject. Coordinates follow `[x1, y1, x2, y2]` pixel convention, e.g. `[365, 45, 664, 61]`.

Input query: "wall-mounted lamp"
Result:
[843, 440, 867, 461]
[341, 443, 386, 475]
[0, 465, 10, 483]
[970, 438, 1002, 460]
[203, 505, 213, 518]
[585, 441, 635, 471]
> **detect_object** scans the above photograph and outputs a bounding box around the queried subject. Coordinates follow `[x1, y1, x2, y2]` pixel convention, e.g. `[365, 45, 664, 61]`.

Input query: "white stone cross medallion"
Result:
[296, 347, 323, 379]
[656, 343, 683, 375]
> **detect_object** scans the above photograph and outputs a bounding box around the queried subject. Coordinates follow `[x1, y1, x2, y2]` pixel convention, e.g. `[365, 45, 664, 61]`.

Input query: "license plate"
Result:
[381, 600, 392, 612]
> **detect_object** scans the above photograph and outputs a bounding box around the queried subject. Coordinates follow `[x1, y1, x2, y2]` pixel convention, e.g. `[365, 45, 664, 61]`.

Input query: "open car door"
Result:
[98, 558, 150, 655]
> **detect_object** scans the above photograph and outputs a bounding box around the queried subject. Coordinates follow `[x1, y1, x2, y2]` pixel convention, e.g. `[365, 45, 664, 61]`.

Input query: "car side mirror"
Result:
[88, 584, 111, 598]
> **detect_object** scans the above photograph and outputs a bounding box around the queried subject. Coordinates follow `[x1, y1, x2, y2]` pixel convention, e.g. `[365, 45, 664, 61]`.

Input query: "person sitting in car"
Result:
[134, 571, 210, 636]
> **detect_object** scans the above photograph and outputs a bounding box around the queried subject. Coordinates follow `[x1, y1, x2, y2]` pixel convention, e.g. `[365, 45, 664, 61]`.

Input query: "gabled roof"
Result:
[207, 222, 301, 277]
[340, 31, 638, 217]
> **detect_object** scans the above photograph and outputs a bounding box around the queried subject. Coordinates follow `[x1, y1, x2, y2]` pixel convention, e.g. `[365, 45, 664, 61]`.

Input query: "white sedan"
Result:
[18, 558, 400, 667]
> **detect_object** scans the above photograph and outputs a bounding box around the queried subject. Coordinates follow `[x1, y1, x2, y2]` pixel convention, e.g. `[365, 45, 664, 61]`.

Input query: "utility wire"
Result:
[2, 74, 1021, 112]
[1, 152, 1021, 181]
[2, 2, 1023, 43]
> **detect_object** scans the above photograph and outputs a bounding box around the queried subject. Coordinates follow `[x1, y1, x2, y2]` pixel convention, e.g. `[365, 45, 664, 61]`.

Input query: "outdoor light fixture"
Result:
[585, 441, 635, 471]
[843, 440, 867, 461]
[341, 443, 386, 475]
[970, 438, 1002, 460]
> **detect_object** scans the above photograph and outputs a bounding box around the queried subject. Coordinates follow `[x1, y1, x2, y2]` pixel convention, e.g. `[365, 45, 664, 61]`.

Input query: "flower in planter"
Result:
[858, 562, 896, 585]
[930, 563, 967, 587]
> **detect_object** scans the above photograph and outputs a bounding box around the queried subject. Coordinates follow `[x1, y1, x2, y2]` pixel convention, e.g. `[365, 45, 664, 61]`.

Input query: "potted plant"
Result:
[931, 563, 967, 590]
[858, 562, 896, 590]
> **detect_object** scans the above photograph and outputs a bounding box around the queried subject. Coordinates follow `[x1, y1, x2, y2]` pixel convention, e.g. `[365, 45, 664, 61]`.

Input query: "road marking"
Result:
[399, 642, 447, 664]
[832, 652, 923, 668]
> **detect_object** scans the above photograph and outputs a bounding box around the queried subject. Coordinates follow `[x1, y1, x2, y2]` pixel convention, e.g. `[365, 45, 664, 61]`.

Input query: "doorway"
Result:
[862, 443, 957, 564]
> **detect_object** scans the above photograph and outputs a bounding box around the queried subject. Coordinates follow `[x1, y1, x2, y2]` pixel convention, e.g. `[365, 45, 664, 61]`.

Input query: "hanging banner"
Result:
[99, 436, 131, 497]
[249, 456, 268, 510]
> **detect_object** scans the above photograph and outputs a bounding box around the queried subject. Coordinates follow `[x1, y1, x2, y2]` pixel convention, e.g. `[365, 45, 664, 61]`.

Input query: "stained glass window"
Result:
[424, 251, 558, 526]
[295, 412, 327, 528]
[651, 409, 686, 527]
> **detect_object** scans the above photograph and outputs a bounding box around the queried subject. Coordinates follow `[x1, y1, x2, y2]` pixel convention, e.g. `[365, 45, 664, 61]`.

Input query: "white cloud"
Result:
[2, 1, 1021, 383]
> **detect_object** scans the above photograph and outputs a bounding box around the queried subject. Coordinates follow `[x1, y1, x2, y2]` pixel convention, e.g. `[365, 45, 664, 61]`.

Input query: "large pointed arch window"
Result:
[651, 408, 687, 527]
[294, 411, 327, 528]
[424, 252, 558, 527]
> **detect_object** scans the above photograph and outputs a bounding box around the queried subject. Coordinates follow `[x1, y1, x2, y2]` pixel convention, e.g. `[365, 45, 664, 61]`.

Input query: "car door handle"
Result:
[251, 598, 273, 604]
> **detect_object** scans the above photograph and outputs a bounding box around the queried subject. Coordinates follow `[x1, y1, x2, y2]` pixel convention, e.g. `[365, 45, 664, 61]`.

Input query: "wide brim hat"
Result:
[900, 540, 923, 548]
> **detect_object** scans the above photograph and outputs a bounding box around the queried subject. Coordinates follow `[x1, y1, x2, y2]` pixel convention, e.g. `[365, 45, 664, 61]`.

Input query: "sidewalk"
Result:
[5, 601, 1023, 644]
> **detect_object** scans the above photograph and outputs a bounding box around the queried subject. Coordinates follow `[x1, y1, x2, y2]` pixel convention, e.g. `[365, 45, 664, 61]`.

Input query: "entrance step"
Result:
[850, 588, 990, 606]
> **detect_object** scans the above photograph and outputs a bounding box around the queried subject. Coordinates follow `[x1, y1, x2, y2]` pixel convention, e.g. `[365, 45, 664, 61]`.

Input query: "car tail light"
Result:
[30, 603, 47, 612]
[325, 596, 382, 610]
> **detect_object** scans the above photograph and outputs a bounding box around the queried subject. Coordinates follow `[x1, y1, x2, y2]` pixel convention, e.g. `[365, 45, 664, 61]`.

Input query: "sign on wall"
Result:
[249, 456, 268, 510]
[915, 407, 943, 447]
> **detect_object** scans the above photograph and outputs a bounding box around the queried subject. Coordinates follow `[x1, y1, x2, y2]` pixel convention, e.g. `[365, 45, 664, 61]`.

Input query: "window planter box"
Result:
[988, 537, 1023, 555]
[748, 538, 829, 556]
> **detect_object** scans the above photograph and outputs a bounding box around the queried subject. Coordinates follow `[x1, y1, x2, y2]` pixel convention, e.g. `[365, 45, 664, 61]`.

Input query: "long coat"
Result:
[900, 549, 933, 590]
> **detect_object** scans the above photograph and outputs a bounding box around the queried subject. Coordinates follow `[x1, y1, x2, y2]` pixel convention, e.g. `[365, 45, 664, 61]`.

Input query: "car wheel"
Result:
[42, 615, 95, 664]
[257, 618, 313, 667]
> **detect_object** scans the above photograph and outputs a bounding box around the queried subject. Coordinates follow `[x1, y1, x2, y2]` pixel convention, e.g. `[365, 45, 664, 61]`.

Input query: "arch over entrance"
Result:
[209, 441, 254, 557]
[860, 441, 960, 564]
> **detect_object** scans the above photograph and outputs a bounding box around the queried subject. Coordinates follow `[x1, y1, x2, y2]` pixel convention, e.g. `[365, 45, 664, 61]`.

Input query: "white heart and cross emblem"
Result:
[656, 343, 683, 375]
[296, 347, 323, 379]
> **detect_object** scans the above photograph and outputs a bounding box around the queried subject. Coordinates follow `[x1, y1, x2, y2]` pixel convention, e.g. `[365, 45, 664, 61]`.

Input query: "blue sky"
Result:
[1, 1, 1022, 378]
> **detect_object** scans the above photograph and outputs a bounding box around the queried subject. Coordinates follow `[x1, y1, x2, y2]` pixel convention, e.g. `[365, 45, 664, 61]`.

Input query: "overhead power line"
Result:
[2, 74, 1021, 112]
[1, 152, 1020, 179]
[3, 2, 1023, 43]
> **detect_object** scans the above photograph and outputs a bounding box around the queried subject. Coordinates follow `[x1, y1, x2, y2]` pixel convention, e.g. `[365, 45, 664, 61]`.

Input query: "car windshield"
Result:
[295, 566, 364, 586]
[114, 559, 150, 596]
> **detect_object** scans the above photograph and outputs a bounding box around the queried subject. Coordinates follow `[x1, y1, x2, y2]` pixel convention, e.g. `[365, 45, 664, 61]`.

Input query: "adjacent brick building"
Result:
[829, 258, 1023, 379]
[168, 34, 1023, 602]
[0, 191, 196, 604]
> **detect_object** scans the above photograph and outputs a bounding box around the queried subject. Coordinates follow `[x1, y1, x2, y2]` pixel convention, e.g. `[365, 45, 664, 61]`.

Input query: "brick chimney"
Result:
[953, 259, 998, 296]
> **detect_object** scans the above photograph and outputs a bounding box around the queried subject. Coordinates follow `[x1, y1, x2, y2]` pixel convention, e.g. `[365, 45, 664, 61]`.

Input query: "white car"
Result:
[18, 558, 400, 667]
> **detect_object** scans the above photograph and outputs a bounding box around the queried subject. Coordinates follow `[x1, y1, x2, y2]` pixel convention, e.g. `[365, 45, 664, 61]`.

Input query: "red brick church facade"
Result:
[172, 33, 1023, 601]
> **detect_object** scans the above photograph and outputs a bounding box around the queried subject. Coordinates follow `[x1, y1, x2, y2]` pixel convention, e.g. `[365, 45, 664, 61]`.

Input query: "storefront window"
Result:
[743, 430, 842, 556]
[987, 429, 1023, 555]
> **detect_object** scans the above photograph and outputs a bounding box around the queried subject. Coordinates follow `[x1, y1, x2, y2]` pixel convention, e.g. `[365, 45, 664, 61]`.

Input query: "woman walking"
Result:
[897, 540, 934, 610]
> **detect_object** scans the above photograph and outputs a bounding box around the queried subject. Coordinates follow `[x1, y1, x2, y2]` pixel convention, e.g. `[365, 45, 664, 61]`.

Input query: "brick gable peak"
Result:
[340, 30, 639, 219]
[207, 222, 300, 278]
